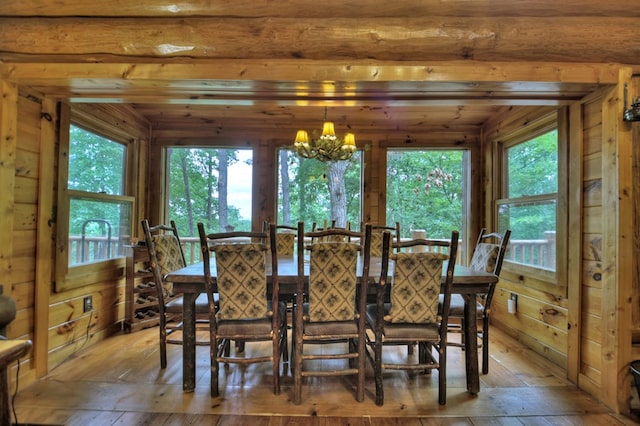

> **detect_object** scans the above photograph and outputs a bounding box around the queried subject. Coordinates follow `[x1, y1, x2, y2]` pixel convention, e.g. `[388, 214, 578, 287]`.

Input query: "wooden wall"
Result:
[4, 96, 152, 392]
[47, 103, 151, 369]
[5, 89, 42, 388]
[482, 84, 637, 410]
[483, 106, 570, 366]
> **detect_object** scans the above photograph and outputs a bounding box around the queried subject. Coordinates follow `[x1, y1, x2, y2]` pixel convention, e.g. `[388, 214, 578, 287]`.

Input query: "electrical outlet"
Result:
[508, 293, 517, 314]
[83, 296, 93, 313]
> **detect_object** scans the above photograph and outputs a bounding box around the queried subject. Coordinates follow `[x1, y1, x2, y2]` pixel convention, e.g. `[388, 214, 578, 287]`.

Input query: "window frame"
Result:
[164, 146, 255, 232]
[275, 147, 364, 228]
[384, 147, 470, 242]
[55, 106, 135, 292]
[495, 111, 568, 295]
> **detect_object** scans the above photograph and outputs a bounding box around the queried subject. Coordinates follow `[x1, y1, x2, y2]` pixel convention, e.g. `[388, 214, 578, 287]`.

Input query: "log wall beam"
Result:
[0, 0, 637, 18]
[1, 17, 640, 64]
[0, 61, 621, 87]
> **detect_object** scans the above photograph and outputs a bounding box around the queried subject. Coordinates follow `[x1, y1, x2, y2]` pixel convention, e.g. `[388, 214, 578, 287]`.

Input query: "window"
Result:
[67, 125, 132, 266]
[277, 149, 362, 228]
[166, 147, 253, 238]
[56, 116, 135, 292]
[386, 149, 467, 240]
[496, 111, 567, 289]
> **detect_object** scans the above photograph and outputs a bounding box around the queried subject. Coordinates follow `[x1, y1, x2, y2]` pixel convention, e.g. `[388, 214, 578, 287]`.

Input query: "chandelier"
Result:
[293, 108, 356, 162]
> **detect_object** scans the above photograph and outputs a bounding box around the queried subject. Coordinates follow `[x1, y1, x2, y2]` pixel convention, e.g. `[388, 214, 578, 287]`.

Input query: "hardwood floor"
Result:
[12, 326, 638, 425]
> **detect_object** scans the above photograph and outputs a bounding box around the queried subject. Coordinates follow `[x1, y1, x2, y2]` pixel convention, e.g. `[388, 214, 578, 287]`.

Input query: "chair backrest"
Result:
[296, 221, 371, 322]
[469, 228, 511, 309]
[382, 230, 459, 332]
[141, 219, 187, 299]
[369, 222, 401, 257]
[311, 220, 352, 242]
[469, 228, 511, 275]
[263, 221, 297, 257]
[198, 223, 279, 322]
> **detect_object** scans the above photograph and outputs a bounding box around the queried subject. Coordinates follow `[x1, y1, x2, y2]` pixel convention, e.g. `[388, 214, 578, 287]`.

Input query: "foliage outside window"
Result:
[386, 150, 466, 240]
[497, 112, 567, 290]
[167, 147, 253, 239]
[277, 149, 362, 229]
[67, 125, 132, 266]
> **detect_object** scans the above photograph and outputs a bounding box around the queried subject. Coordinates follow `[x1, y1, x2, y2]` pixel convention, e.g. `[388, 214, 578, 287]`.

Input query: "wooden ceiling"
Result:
[59, 78, 603, 140]
[2, 0, 635, 140]
[125, 79, 601, 139]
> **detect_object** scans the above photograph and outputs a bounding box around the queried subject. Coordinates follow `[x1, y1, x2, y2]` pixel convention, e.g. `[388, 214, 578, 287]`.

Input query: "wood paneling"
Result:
[583, 260, 603, 289]
[582, 312, 603, 343]
[583, 153, 603, 182]
[583, 179, 602, 208]
[484, 105, 572, 373]
[0, 81, 18, 314]
[583, 206, 602, 234]
[574, 97, 606, 403]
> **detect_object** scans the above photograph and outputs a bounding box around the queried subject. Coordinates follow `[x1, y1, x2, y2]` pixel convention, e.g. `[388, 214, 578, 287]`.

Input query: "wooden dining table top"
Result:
[168, 255, 498, 295]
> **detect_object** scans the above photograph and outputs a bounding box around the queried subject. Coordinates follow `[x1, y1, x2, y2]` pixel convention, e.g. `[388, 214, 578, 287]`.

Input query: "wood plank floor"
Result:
[11, 326, 638, 425]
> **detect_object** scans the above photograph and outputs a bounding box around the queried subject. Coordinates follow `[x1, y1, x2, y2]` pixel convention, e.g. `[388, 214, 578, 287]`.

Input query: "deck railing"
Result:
[68, 235, 128, 265]
[177, 235, 556, 269]
[70, 231, 556, 270]
[505, 231, 556, 269]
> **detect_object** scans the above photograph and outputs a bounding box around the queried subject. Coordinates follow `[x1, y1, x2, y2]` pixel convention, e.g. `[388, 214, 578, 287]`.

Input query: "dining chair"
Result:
[447, 228, 511, 374]
[141, 219, 210, 369]
[366, 229, 459, 406]
[291, 221, 372, 405]
[197, 222, 287, 397]
[311, 220, 352, 242]
[369, 222, 401, 257]
[263, 220, 297, 257]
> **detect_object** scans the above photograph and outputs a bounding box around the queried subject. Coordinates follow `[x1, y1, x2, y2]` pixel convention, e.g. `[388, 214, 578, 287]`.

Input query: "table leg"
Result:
[182, 292, 197, 392]
[463, 293, 480, 394]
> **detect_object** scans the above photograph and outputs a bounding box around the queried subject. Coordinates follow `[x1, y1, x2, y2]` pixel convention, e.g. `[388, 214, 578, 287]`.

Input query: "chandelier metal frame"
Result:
[293, 108, 356, 162]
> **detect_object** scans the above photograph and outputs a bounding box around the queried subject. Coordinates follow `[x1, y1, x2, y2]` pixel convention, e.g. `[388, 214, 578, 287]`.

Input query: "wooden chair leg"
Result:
[374, 339, 384, 406]
[356, 335, 366, 402]
[293, 334, 303, 404]
[159, 323, 167, 369]
[438, 343, 447, 405]
[348, 338, 357, 369]
[280, 322, 289, 374]
[211, 339, 220, 397]
[482, 317, 490, 374]
[272, 335, 281, 395]
[418, 341, 426, 365]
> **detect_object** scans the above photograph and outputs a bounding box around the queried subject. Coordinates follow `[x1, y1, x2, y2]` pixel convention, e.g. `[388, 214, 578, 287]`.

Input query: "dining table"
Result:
[167, 255, 498, 396]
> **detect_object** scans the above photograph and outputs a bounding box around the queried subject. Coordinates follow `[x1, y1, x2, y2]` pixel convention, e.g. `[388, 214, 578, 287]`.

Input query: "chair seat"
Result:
[165, 292, 214, 314]
[366, 303, 440, 341]
[297, 302, 359, 336]
[217, 301, 286, 337]
[303, 320, 358, 337]
[446, 294, 485, 316]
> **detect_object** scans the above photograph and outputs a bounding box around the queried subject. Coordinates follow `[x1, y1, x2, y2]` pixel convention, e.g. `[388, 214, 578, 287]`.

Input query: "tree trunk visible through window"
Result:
[327, 160, 348, 227]
[280, 150, 291, 224]
[179, 150, 195, 236]
[218, 150, 229, 230]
